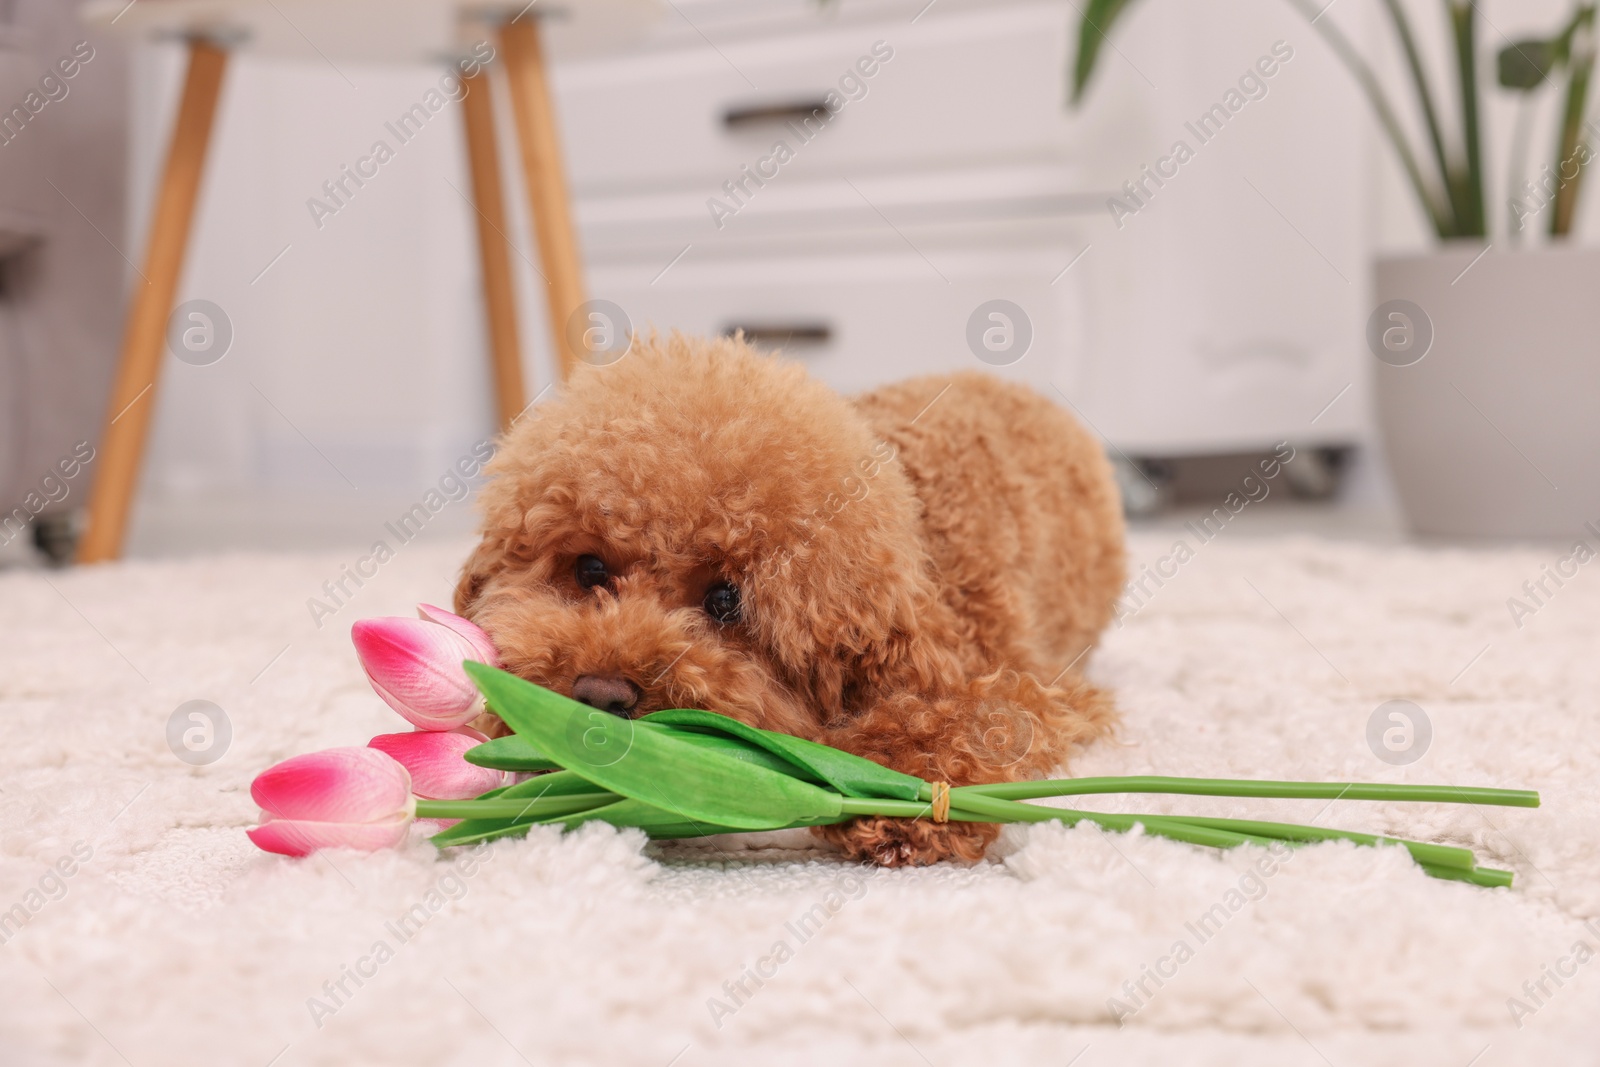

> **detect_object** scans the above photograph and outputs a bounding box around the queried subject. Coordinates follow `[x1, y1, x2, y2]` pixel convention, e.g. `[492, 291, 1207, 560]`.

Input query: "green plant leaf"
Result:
[464, 733, 562, 772]
[1499, 38, 1559, 89]
[1553, 5, 1593, 60]
[642, 708, 925, 801]
[1069, 0, 1140, 104]
[1549, 6, 1596, 237]
[464, 663, 844, 830]
[1450, 0, 1487, 236]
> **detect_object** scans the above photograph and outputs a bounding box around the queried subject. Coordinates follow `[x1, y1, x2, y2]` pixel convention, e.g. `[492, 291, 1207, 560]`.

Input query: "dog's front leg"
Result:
[813, 671, 1114, 866]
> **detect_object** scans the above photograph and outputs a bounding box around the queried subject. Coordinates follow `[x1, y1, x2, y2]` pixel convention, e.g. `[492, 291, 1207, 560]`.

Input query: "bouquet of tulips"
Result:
[248, 606, 1538, 888]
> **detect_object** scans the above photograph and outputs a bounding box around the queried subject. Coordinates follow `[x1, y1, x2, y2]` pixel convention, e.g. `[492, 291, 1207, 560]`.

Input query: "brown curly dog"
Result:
[454, 333, 1126, 866]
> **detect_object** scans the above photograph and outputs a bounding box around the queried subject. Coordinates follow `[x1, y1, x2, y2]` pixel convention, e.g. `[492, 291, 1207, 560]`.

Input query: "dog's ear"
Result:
[756, 538, 968, 721]
[742, 445, 978, 719]
[453, 534, 503, 615]
[842, 568, 970, 711]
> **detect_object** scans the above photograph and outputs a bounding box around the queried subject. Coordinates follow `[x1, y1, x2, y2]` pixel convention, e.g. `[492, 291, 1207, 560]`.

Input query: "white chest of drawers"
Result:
[552, 0, 1370, 458]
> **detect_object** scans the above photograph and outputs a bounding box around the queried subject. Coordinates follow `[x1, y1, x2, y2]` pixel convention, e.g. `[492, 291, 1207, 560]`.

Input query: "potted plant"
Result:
[1073, 0, 1600, 539]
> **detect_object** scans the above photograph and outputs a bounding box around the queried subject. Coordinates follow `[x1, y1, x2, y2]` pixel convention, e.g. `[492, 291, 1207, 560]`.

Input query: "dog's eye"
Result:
[703, 580, 741, 624]
[574, 555, 610, 590]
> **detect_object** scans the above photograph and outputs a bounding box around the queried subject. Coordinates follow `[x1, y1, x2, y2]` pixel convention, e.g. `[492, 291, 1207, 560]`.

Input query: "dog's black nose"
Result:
[570, 674, 642, 717]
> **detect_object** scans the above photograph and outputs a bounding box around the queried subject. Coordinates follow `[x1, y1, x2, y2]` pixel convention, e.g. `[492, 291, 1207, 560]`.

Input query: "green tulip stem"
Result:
[835, 798, 933, 819]
[952, 777, 1539, 808]
[1422, 863, 1515, 888]
[937, 792, 1281, 850]
[1150, 815, 1477, 871]
[834, 797, 1264, 850]
[415, 794, 617, 821]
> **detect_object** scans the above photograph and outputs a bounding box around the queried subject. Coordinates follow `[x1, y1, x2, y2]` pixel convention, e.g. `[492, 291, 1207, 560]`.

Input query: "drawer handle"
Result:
[723, 322, 833, 350]
[722, 99, 831, 130]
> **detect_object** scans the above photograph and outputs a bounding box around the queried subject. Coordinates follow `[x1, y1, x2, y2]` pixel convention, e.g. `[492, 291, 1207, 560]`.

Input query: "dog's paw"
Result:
[815, 817, 999, 867]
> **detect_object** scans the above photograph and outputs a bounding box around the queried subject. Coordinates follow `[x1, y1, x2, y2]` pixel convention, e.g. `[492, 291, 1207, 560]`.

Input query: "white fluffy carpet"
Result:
[2, 532, 1597, 1066]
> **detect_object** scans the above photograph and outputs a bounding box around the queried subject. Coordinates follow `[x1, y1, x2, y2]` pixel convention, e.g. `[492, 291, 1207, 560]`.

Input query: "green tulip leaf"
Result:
[464, 663, 844, 830]
[538, 796, 733, 837]
[465, 733, 562, 772]
[427, 770, 620, 846]
[643, 708, 925, 801]
[654, 726, 831, 780]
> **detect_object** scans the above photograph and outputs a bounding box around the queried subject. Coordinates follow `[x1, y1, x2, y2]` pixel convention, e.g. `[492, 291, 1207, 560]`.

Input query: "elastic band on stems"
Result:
[930, 781, 951, 823]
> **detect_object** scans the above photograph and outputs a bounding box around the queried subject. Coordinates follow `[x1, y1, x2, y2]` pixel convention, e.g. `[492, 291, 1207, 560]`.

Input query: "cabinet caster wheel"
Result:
[1113, 456, 1173, 518]
[32, 510, 82, 566]
[1284, 447, 1348, 501]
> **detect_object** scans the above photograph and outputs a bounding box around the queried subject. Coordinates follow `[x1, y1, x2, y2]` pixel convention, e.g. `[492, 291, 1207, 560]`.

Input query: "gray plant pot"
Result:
[1373, 246, 1600, 541]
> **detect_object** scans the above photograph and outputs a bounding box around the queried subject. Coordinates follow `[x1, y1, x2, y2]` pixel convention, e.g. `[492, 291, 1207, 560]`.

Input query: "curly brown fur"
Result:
[455, 333, 1126, 866]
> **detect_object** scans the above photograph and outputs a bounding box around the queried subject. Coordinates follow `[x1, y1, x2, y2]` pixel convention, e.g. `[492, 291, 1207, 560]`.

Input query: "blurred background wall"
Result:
[0, 0, 1593, 561]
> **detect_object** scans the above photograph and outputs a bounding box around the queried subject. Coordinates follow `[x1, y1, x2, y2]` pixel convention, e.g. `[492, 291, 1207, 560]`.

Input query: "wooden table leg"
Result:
[77, 40, 228, 564]
[460, 69, 528, 431]
[498, 15, 587, 382]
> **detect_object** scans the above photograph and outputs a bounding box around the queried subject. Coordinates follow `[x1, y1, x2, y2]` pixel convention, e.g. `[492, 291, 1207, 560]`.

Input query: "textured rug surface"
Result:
[1, 532, 1596, 1066]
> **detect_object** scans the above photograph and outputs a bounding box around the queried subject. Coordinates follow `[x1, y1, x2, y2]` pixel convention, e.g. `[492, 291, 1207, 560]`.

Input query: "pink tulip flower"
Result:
[368, 727, 510, 800]
[247, 747, 416, 857]
[351, 604, 500, 730]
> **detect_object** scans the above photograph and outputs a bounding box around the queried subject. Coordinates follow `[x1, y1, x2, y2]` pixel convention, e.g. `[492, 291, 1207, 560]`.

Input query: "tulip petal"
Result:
[352, 616, 485, 729]
[417, 604, 501, 666]
[251, 747, 413, 823]
[368, 730, 510, 799]
[247, 813, 413, 857]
